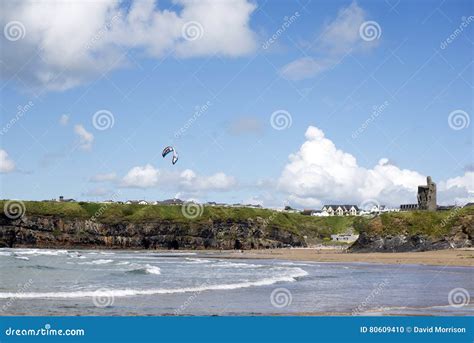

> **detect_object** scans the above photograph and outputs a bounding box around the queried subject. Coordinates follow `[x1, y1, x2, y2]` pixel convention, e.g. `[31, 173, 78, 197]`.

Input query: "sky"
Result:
[0, 0, 473, 209]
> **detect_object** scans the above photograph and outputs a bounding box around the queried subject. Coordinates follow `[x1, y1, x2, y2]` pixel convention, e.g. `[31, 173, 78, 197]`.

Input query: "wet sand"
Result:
[217, 248, 474, 267]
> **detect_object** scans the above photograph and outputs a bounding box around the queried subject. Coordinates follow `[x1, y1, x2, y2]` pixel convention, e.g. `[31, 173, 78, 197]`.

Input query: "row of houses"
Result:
[300, 205, 400, 217]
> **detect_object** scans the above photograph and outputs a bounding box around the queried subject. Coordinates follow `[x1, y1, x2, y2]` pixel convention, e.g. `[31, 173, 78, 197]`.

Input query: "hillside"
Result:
[0, 200, 355, 250]
[0, 201, 472, 251]
[350, 206, 473, 252]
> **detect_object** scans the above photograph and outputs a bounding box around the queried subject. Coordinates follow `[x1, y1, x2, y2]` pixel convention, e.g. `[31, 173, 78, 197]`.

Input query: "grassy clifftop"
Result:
[2, 200, 472, 242]
[1, 200, 354, 240]
[353, 206, 473, 239]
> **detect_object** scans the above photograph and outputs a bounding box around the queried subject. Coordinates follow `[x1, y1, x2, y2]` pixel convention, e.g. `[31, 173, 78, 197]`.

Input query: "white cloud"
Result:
[121, 164, 160, 188]
[438, 172, 474, 205]
[278, 126, 474, 207]
[278, 126, 426, 207]
[74, 124, 94, 150]
[1, 0, 257, 91]
[280, 2, 378, 81]
[59, 114, 69, 126]
[0, 149, 15, 173]
[90, 172, 117, 182]
[120, 164, 237, 192]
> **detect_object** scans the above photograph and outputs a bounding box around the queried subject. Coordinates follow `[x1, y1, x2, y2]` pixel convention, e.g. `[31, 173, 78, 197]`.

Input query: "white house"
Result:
[321, 205, 359, 216]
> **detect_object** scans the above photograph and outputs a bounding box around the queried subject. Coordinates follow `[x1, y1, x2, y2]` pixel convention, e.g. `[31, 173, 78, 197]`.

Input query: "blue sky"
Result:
[0, 0, 472, 208]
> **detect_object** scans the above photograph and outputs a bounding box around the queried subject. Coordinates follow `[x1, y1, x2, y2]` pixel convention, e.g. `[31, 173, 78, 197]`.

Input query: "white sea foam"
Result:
[77, 259, 113, 265]
[0, 267, 308, 299]
[185, 258, 211, 264]
[10, 249, 69, 256]
[14, 256, 29, 261]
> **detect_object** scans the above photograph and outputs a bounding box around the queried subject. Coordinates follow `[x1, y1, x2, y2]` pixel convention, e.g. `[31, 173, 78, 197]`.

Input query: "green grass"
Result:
[2, 200, 470, 240]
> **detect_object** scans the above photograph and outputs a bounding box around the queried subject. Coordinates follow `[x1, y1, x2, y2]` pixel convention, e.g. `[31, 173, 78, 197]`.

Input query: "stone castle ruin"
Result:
[400, 176, 437, 211]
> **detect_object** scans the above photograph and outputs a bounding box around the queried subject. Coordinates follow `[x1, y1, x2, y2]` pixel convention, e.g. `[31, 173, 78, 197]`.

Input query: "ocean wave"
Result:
[185, 258, 211, 264]
[77, 259, 114, 265]
[10, 249, 69, 256]
[211, 261, 264, 268]
[13, 256, 29, 261]
[126, 264, 161, 275]
[0, 267, 308, 299]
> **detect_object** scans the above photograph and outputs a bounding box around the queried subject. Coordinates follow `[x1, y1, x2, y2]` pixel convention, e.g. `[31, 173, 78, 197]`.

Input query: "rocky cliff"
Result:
[349, 208, 473, 252]
[0, 214, 306, 250]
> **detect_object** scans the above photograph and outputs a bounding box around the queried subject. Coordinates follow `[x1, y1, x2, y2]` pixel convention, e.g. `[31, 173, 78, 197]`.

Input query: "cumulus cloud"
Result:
[0, 149, 15, 173]
[278, 126, 474, 207]
[438, 172, 474, 205]
[120, 164, 237, 192]
[90, 172, 117, 182]
[278, 126, 427, 207]
[0, 0, 257, 91]
[121, 164, 160, 188]
[280, 2, 378, 81]
[74, 124, 94, 150]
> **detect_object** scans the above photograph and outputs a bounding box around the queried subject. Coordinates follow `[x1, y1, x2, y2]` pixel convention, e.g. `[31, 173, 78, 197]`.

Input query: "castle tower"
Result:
[417, 176, 437, 211]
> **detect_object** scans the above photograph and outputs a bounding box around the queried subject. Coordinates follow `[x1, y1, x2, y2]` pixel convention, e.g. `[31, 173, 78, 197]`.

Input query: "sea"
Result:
[0, 248, 472, 316]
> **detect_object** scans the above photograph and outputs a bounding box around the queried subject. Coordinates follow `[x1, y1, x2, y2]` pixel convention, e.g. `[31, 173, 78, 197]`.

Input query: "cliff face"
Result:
[349, 212, 474, 252]
[0, 214, 306, 250]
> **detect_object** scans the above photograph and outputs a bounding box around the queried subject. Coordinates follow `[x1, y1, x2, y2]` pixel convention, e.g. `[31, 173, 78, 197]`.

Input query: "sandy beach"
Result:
[219, 248, 474, 267]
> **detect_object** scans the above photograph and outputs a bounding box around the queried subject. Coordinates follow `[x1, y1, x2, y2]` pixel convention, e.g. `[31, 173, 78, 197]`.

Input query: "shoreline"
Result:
[2, 246, 473, 267]
[216, 248, 474, 267]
